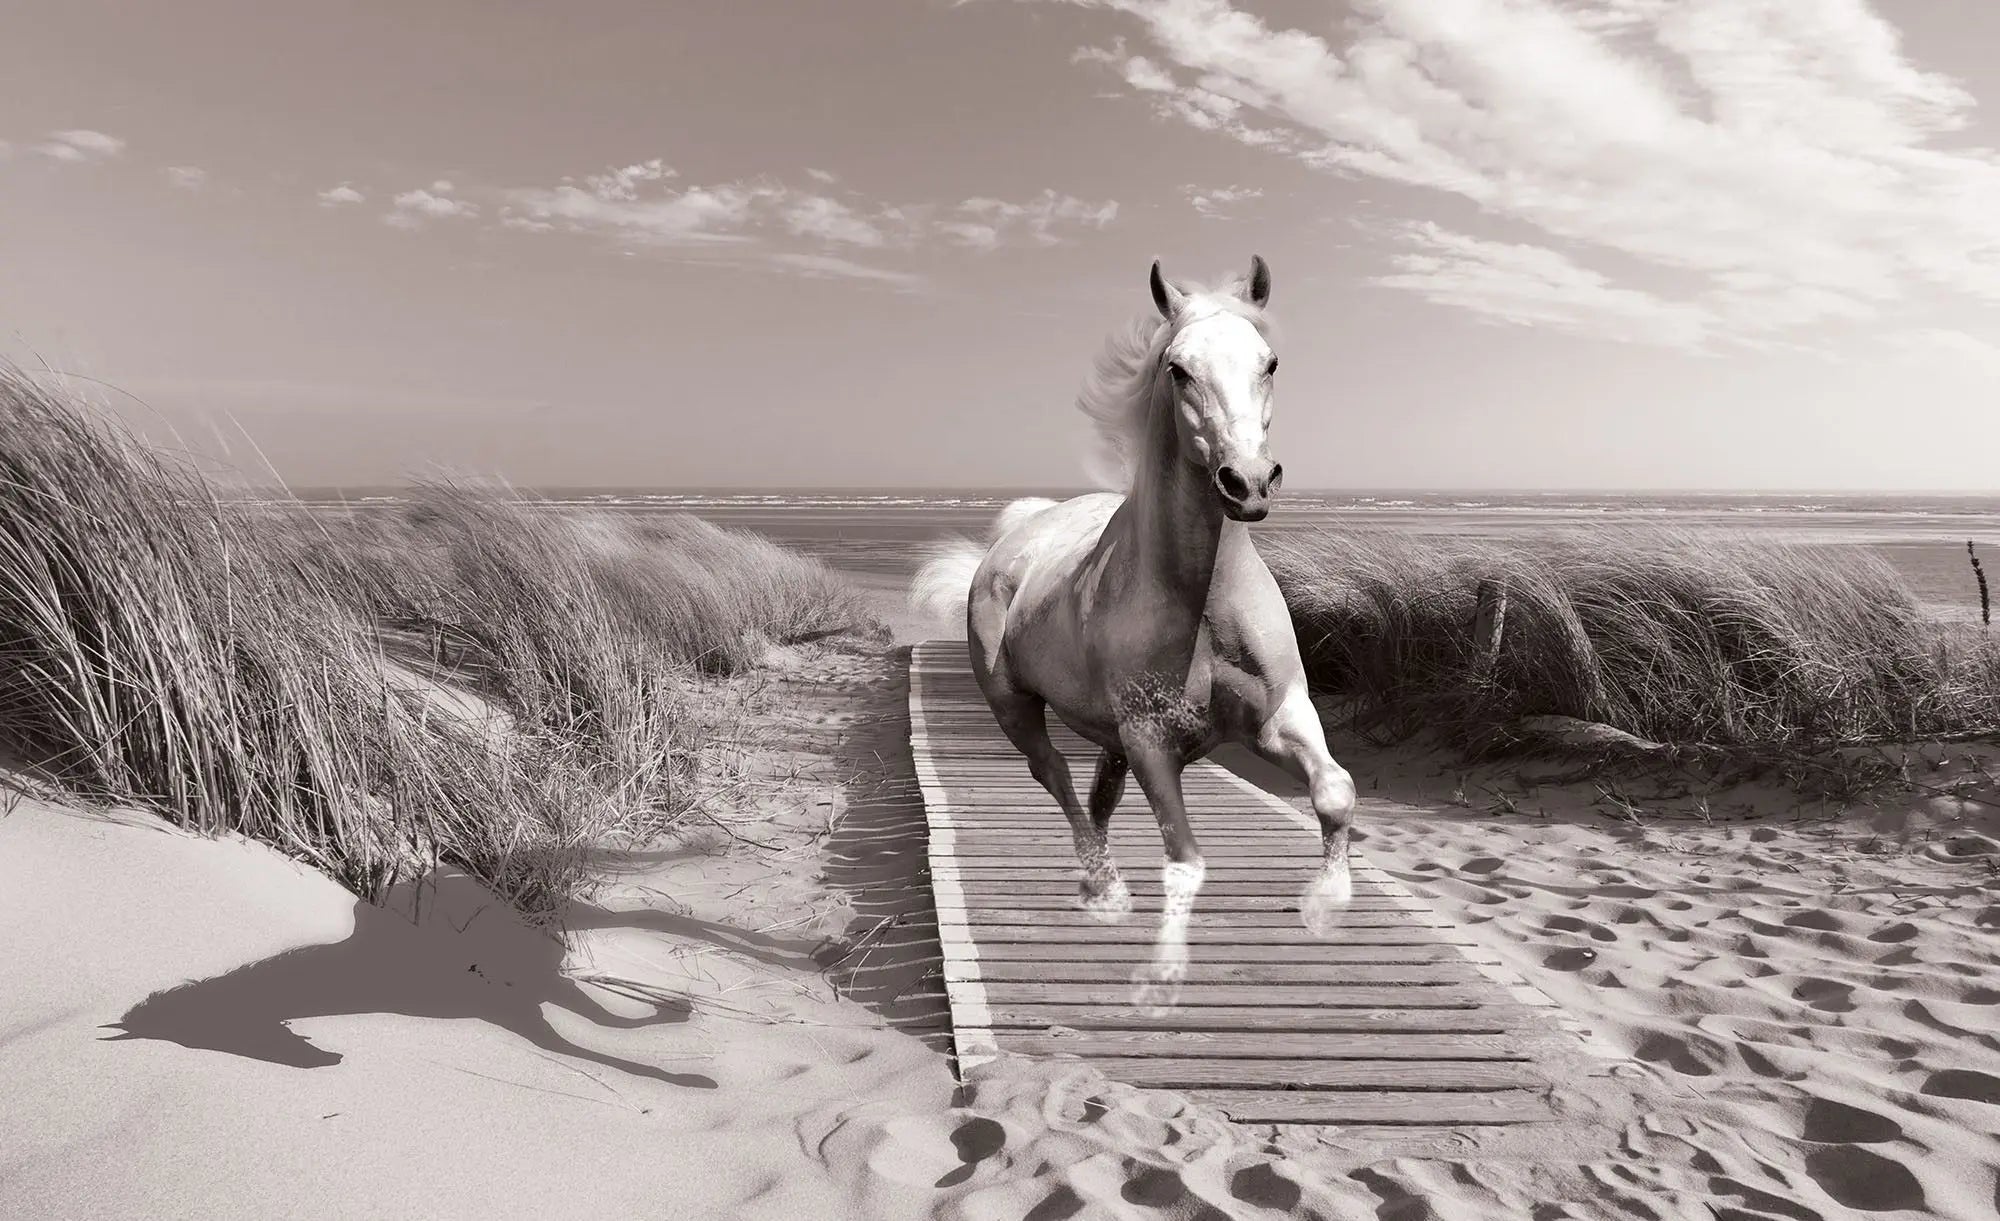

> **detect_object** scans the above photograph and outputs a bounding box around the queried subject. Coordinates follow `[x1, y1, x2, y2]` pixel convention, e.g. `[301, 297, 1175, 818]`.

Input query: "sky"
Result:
[5, 0, 2000, 491]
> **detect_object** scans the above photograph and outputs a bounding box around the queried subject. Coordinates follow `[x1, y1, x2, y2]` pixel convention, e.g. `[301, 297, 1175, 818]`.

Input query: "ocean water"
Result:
[302, 487, 2000, 616]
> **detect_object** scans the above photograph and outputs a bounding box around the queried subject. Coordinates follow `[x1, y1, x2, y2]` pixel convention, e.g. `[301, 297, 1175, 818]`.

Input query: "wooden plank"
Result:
[963, 961, 1486, 986]
[955, 894, 1416, 914]
[1191, 1089, 1557, 1127]
[958, 923, 1479, 946]
[951, 874, 1403, 891]
[976, 1003, 1549, 1034]
[961, 906, 1449, 928]
[986, 1030, 1533, 1060]
[1077, 1058, 1551, 1092]
[978, 982, 1497, 1007]
[968, 941, 1489, 965]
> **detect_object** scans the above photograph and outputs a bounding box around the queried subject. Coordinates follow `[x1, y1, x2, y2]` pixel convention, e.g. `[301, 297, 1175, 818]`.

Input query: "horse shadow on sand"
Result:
[100, 871, 716, 1089]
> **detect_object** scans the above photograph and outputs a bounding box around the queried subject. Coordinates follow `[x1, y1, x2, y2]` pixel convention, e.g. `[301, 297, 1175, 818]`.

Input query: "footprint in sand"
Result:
[934, 1117, 1008, 1187]
[1782, 909, 1846, 933]
[1792, 979, 1857, 1013]
[1634, 1031, 1723, 1077]
[1543, 914, 1619, 943]
[1801, 1097, 1902, 1143]
[1120, 1163, 1189, 1210]
[1460, 856, 1505, 874]
[1803, 1147, 1925, 1212]
[1023, 1184, 1086, 1221]
[1872, 916, 1920, 944]
[1229, 1162, 1301, 1213]
[1921, 1068, 2000, 1104]
[1737, 1043, 1805, 1081]
[1542, 946, 1597, 971]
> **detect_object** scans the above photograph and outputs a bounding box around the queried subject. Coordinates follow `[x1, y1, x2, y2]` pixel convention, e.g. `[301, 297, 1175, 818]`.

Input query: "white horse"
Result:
[912, 256, 1357, 1012]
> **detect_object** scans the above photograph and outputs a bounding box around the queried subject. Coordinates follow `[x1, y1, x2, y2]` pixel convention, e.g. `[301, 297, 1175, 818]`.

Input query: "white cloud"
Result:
[499, 162, 1118, 279]
[1043, 0, 2000, 348]
[317, 183, 365, 207]
[164, 165, 207, 191]
[805, 167, 838, 184]
[768, 251, 923, 289]
[386, 184, 479, 228]
[503, 179, 772, 245]
[33, 128, 124, 162]
[1375, 222, 1711, 348]
[948, 190, 1119, 248]
[781, 194, 890, 246]
[1181, 182, 1261, 217]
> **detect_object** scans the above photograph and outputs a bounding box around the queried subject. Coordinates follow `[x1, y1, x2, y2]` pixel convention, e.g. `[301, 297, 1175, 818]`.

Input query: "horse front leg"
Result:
[1122, 738, 1204, 1015]
[1252, 684, 1357, 937]
[1075, 750, 1132, 922]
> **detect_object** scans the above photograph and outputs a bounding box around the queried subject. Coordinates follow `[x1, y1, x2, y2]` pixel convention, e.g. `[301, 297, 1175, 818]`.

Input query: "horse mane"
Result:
[1073, 279, 1271, 492]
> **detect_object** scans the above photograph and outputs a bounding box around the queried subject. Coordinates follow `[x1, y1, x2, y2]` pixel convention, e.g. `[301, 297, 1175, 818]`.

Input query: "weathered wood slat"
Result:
[950, 874, 1405, 892]
[979, 982, 1494, 1007]
[967, 941, 1489, 965]
[959, 923, 1482, 946]
[964, 961, 1486, 986]
[975, 1003, 1551, 1033]
[907, 637, 1606, 1129]
[956, 894, 1416, 913]
[961, 906, 1449, 928]
[986, 1031, 1532, 1060]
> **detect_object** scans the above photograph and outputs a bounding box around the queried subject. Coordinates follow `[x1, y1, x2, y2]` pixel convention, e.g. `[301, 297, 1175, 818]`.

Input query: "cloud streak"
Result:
[1048, 0, 2000, 348]
[33, 128, 124, 162]
[497, 163, 1117, 281]
[386, 180, 478, 228]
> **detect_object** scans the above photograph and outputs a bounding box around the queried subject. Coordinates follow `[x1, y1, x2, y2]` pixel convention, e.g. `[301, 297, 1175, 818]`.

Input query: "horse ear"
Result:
[1241, 254, 1272, 307]
[1150, 260, 1187, 319]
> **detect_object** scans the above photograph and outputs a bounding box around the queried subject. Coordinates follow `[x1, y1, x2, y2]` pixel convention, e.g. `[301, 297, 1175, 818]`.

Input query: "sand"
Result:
[4, 578, 1999, 1219]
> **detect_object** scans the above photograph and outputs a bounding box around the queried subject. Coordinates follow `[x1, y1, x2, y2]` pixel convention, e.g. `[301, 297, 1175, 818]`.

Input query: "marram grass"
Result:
[0, 365, 867, 918]
[1265, 527, 2000, 754]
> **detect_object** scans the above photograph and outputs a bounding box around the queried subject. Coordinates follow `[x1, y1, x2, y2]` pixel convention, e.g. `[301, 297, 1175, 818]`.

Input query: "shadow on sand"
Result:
[816, 644, 955, 1054]
[101, 871, 717, 1089]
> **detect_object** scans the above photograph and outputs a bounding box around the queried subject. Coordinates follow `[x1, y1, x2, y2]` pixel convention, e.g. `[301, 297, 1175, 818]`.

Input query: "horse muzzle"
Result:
[1213, 460, 1282, 522]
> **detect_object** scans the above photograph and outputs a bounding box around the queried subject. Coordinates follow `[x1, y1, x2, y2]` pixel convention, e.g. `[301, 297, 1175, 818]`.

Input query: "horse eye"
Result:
[1168, 362, 1191, 384]
[1265, 357, 1279, 377]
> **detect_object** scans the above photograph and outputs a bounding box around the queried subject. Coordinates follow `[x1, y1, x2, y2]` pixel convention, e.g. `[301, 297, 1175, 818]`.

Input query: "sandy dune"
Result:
[5, 610, 1999, 1218]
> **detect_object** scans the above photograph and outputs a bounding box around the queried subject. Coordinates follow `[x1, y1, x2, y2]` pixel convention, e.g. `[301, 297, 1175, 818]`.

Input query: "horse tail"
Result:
[908, 497, 1060, 624]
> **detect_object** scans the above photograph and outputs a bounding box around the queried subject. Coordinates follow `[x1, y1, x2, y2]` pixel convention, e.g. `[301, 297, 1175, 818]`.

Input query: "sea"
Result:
[300, 488, 2000, 619]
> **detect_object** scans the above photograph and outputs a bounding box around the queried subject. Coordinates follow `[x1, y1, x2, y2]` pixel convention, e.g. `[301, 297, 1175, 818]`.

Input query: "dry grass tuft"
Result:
[1265, 527, 2000, 755]
[0, 366, 868, 919]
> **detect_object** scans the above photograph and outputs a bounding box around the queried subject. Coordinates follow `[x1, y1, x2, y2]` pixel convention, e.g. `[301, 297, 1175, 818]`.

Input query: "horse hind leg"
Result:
[984, 687, 1130, 924]
[1253, 686, 1357, 938]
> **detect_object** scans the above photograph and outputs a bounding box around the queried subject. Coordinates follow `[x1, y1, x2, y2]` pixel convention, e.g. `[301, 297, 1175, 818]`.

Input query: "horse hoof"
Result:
[1078, 876, 1133, 924]
[1302, 865, 1353, 937]
[1129, 959, 1186, 1016]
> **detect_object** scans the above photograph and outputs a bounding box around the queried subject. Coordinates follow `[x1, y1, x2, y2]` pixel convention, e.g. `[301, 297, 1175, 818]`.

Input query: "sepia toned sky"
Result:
[6, 0, 2000, 490]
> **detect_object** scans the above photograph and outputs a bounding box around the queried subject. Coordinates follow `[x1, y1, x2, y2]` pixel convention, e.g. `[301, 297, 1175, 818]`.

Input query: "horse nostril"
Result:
[1215, 465, 1251, 501]
[1268, 463, 1284, 492]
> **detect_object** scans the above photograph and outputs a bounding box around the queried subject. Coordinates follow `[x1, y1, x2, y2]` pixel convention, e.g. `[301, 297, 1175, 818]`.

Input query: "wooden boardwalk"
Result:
[909, 639, 1614, 1128]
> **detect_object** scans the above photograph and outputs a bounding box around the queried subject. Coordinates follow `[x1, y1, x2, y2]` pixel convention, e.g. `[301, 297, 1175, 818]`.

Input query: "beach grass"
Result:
[0, 366, 871, 918]
[1265, 527, 2000, 755]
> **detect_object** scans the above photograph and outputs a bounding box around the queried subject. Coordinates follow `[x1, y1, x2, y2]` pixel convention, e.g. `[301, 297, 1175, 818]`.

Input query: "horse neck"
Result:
[1126, 373, 1228, 609]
